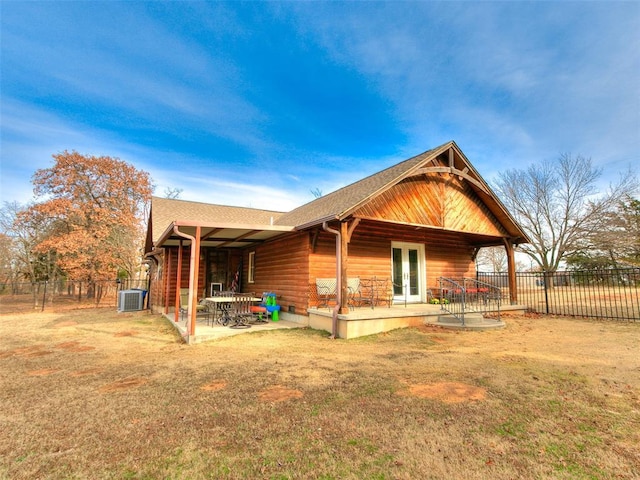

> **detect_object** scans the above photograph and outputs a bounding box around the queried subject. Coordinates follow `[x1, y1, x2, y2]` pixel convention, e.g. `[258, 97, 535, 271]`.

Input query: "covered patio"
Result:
[145, 204, 295, 342]
[161, 300, 525, 343]
[162, 313, 304, 344]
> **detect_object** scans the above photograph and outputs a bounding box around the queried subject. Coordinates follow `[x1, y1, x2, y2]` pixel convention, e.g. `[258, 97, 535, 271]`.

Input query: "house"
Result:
[144, 141, 529, 340]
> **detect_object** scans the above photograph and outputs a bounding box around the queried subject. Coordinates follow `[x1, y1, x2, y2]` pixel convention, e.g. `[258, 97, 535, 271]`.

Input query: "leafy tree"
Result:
[567, 194, 640, 268]
[27, 151, 153, 282]
[618, 196, 640, 265]
[494, 154, 637, 272]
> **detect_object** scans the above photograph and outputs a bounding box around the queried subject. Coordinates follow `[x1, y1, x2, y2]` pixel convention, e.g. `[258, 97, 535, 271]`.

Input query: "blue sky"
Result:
[1, 1, 638, 212]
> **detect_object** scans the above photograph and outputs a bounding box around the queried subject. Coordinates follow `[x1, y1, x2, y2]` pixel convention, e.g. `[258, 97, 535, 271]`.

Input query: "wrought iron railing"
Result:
[437, 277, 502, 325]
[438, 277, 466, 323]
[462, 277, 501, 321]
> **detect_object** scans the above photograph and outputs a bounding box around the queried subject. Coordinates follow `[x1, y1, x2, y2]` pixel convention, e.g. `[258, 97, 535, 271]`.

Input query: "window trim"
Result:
[248, 251, 256, 283]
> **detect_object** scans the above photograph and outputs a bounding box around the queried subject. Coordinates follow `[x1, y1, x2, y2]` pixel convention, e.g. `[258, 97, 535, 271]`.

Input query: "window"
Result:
[248, 251, 256, 283]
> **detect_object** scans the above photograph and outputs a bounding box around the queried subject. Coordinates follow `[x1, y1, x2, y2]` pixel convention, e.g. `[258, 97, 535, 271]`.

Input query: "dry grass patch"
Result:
[200, 380, 227, 391]
[398, 381, 487, 403]
[114, 330, 138, 337]
[258, 385, 304, 402]
[26, 368, 61, 376]
[99, 377, 148, 393]
[0, 308, 638, 479]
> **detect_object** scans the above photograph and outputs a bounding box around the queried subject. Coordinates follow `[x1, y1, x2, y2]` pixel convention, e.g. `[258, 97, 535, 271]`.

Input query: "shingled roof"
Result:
[149, 197, 285, 243]
[277, 141, 454, 227]
[145, 197, 289, 252]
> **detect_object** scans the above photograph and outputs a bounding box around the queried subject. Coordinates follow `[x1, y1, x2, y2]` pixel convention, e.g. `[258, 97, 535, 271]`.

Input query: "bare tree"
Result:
[0, 201, 53, 284]
[476, 247, 508, 272]
[493, 154, 637, 272]
[164, 187, 183, 199]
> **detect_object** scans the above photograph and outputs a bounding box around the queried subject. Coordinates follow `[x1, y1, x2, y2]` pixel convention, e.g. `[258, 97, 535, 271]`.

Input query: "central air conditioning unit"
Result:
[118, 289, 144, 312]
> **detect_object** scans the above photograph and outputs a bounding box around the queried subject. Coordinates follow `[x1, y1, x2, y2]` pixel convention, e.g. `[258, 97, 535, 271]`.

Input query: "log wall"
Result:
[309, 220, 476, 302]
[242, 232, 310, 314]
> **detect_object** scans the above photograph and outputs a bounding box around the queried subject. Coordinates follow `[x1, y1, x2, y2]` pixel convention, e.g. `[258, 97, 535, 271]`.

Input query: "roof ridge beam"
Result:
[411, 166, 490, 195]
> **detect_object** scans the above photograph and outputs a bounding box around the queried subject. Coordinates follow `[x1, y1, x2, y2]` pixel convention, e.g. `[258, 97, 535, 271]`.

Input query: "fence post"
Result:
[543, 271, 550, 314]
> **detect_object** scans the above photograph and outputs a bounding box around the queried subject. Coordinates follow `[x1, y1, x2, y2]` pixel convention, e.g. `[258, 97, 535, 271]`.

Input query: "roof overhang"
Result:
[154, 220, 295, 249]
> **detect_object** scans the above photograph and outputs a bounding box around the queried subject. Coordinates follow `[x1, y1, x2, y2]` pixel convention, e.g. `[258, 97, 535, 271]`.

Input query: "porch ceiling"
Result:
[156, 220, 295, 249]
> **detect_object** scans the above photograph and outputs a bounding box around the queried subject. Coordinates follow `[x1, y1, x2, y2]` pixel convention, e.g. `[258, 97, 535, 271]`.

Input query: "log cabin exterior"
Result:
[144, 141, 529, 339]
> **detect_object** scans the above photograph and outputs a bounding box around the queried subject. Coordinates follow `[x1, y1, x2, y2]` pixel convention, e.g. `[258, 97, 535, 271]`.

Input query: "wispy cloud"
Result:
[1, 1, 637, 209]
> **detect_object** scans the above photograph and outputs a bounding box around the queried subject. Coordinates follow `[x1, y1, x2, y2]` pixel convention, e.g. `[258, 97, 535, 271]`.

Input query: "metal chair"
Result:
[179, 288, 211, 323]
[228, 293, 252, 329]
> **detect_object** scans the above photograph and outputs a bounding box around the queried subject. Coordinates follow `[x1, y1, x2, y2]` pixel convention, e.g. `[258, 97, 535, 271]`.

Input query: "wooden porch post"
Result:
[339, 221, 349, 314]
[189, 226, 202, 336]
[174, 240, 183, 322]
[503, 238, 518, 304]
[164, 249, 171, 315]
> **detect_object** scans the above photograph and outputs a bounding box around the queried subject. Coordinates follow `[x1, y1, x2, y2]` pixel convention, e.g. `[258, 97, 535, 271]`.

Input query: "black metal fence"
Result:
[478, 268, 640, 321]
[0, 278, 149, 313]
[3, 269, 639, 321]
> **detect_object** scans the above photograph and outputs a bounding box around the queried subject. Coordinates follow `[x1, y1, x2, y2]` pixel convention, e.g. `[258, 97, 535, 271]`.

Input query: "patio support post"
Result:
[189, 226, 202, 337]
[503, 238, 518, 304]
[340, 221, 349, 315]
[173, 226, 201, 342]
[174, 240, 183, 322]
[164, 248, 172, 315]
[323, 222, 341, 339]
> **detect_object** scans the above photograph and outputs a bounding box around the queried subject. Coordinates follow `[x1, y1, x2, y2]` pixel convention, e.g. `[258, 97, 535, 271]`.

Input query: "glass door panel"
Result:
[391, 242, 425, 303]
[408, 249, 419, 296]
[392, 248, 403, 296]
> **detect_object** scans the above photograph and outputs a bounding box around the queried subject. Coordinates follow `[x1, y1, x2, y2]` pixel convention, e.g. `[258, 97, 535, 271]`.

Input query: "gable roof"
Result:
[145, 140, 529, 252]
[275, 140, 528, 244]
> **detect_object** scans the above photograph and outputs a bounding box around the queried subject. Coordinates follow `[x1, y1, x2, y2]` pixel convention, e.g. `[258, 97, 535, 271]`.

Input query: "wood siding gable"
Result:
[352, 171, 508, 237]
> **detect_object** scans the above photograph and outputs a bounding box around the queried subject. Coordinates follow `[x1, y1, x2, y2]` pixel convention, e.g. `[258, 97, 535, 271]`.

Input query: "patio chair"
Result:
[227, 293, 253, 329]
[347, 277, 361, 310]
[179, 288, 211, 324]
[316, 278, 337, 308]
[359, 277, 376, 309]
[374, 277, 393, 307]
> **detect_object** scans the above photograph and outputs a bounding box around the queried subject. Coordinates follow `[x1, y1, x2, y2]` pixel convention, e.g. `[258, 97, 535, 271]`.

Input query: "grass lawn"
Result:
[0, 309, 638, 479]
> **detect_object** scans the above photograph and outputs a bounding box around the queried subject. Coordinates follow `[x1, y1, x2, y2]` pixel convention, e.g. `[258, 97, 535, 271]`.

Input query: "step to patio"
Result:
[431, 313, 505, 330]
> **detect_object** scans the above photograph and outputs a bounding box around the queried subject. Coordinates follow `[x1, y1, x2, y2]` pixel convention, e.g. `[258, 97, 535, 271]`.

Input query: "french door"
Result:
[391, 242, 425, 304]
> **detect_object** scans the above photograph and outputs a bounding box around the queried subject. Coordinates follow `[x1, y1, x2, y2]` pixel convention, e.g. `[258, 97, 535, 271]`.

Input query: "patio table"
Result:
[204, 295, 261, 325]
